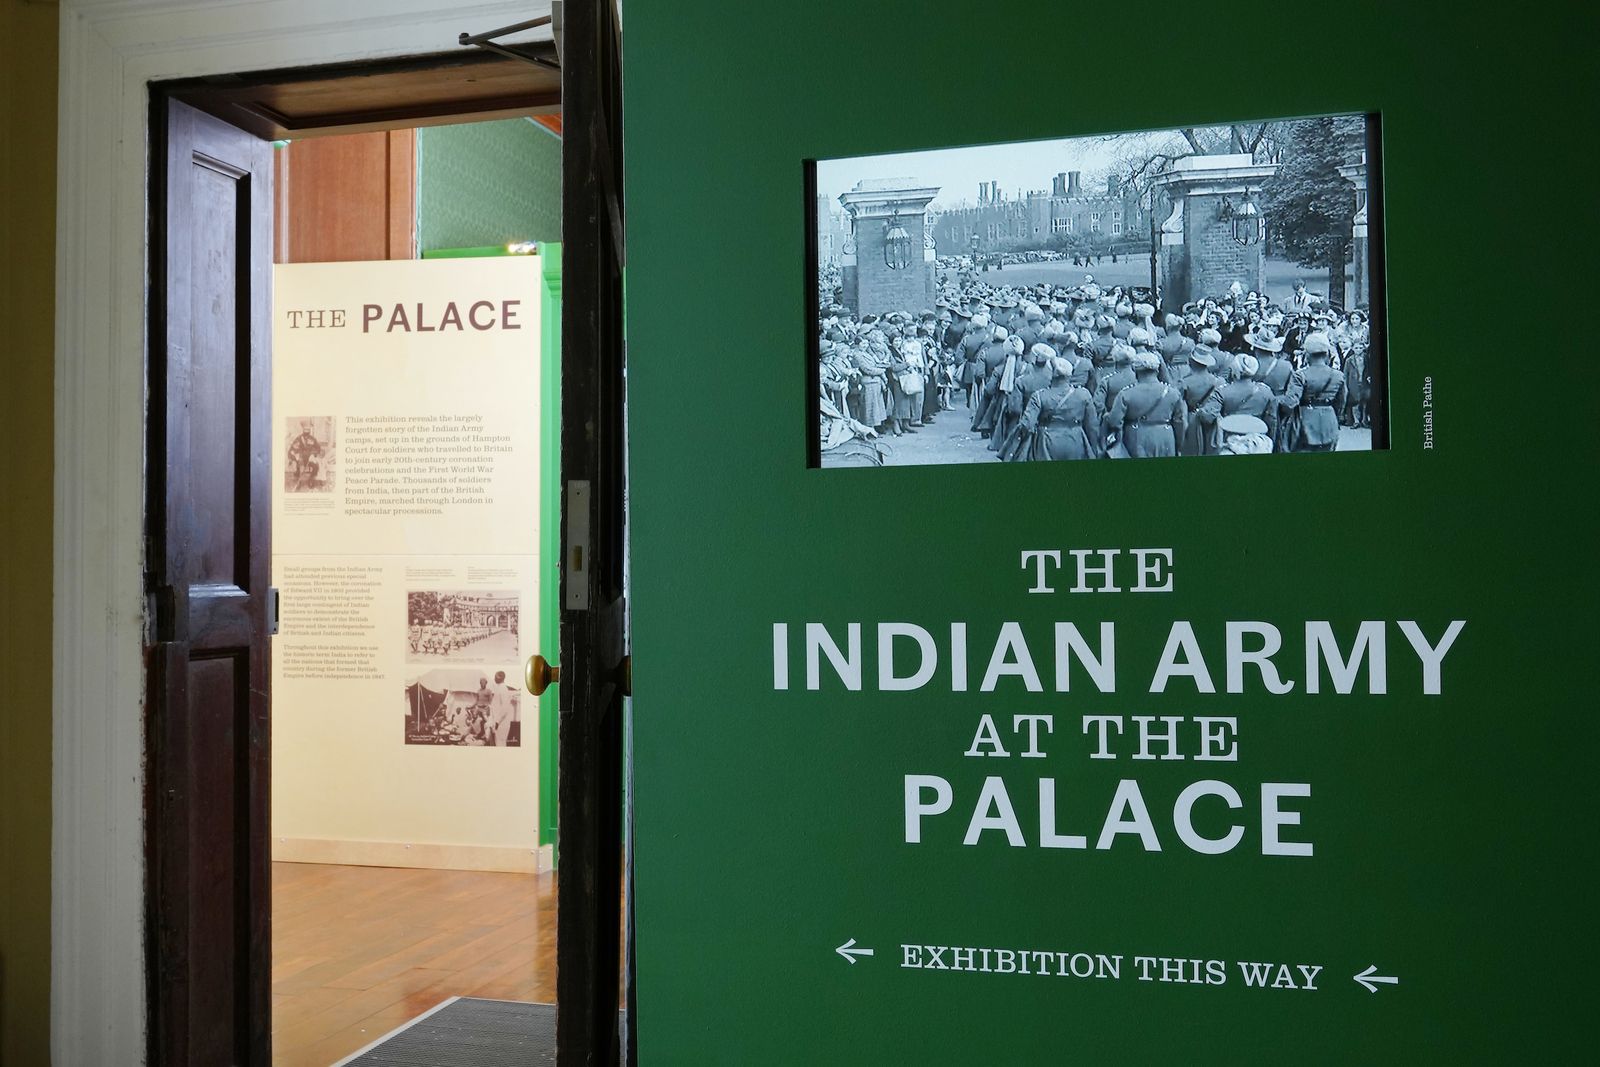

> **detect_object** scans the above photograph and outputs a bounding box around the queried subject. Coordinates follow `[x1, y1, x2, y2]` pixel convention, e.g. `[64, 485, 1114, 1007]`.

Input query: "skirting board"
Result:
[273, 836, 552, 874]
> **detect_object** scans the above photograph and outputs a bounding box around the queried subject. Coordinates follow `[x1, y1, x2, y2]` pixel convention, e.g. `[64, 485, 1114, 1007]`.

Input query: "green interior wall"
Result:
[539, 246, 562, 853]
[0, 1, 57, 1061]
[623, 1, 1591, 1063]
[417, 118, 562, 253]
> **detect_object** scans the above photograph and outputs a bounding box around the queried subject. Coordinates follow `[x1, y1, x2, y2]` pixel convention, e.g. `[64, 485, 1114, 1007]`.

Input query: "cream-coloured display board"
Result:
[271, 257, 543, 873]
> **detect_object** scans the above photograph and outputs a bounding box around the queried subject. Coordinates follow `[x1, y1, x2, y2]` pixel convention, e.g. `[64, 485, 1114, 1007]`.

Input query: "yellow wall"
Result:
[0, 0, 57, 1061]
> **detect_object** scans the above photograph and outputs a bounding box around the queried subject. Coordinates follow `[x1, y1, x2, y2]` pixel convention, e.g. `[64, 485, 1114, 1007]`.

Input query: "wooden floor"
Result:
[272, 861, 557, 1066]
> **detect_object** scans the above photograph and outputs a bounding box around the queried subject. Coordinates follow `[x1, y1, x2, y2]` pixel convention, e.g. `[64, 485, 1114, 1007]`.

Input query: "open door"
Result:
[144, 38, 578, 1062]
[556, 0, 631, 1063]
[146, 97, 274, 1066]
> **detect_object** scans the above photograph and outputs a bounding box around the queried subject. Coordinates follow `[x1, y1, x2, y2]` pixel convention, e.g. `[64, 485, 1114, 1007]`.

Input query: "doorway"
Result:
[138, 6, 628, 1061]
[264, 117, 561, 1065]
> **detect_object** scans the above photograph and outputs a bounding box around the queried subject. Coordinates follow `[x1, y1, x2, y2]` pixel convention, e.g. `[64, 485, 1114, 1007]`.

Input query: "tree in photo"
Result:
[1261, 115, 1366, 309]
[408, 590, 444, 624]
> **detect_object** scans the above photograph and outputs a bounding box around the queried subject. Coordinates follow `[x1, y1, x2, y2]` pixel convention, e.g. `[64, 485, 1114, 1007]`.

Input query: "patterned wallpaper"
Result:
[417, 117, 561, 251]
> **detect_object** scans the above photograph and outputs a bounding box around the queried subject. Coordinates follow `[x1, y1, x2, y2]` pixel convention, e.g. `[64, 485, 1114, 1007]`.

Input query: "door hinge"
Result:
[267, 586, 281, 635]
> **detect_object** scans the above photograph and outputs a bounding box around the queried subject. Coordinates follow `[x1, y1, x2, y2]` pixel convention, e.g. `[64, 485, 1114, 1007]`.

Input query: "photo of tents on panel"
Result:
[403, 666, 522, 747]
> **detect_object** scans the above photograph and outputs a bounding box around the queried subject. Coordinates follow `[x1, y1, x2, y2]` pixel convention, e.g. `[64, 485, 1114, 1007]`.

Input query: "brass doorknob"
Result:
[525, 654, 561, 696]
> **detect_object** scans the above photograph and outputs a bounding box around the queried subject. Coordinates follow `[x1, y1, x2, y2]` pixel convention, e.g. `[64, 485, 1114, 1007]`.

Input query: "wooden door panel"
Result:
[184, 652, 247, 1060]
[149, 97, 272, 1067]
[273, 130, 417, 263]
[185, 155, 247, 586]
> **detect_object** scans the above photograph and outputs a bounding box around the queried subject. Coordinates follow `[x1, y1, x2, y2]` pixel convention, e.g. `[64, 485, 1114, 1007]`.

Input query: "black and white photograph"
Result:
[403, 667, 522, 747]
[406, 590, 521, 664]
[284, 415, 336, 491]
[811, 113, 1386, 468]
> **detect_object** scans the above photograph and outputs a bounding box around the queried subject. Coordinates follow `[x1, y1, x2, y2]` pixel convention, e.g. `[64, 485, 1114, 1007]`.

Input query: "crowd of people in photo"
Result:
[818, 273, 1374, 464]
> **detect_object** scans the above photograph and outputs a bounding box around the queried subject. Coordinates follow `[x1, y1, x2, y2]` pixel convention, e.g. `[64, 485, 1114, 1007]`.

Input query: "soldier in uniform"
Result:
[286, 419, 324, 491]
[1159, 317, 1195, 376]
[972, 331, 1020, 438]
[1018, 356, 1101, 461]
[959, 309, 992, 409]
[1282, 334, 1347, 452]
[1052, 330, 1094, 396]
[1104, 352, 1186, 458]
[992, 294, 1022, 333]
[1111, 298, 1135, 340]
[1016, 304, 1045, 351]
[1127, 327, 1162, 388]
[1089, 314, 1118, 370]
[1131, 302, 1161, 342]
[1065, 338, 1096, 393]
[1220, 352, 1277, 443]
[994, 343, 1056, 459]
[1179, 349, 1225, 457]
[1159, 335, 1192, 387]
[1247, 330, 1293, 450]
[1093, 343, 1137, 422]
[1071, 304, 1096, 339]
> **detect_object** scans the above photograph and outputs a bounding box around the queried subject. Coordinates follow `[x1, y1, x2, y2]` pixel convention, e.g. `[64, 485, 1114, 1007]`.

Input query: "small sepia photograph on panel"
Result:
[403, 667, 522, 747]
[406, 590, 521, 664]
[812, 112, 1386, 468]
[284, 415, 336, 491]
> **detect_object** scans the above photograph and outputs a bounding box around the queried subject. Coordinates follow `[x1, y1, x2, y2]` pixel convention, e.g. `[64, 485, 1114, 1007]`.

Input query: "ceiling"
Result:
[165, 47, 561, 141]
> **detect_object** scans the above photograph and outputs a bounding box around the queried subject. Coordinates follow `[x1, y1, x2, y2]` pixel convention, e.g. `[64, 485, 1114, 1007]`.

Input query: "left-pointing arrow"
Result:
[1353, 964, 1400, 993]
[836, 938, 875, 964]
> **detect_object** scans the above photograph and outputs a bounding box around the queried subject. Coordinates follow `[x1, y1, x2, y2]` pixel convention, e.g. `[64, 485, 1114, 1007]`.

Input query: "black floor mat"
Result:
[343, 997, 556, 1065]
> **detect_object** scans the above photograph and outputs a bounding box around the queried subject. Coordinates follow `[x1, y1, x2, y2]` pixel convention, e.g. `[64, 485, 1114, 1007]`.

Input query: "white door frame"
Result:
[52, 2, 543, 1061]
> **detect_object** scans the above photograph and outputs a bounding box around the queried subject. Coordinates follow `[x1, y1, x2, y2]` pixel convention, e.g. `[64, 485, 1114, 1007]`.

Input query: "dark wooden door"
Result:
[558, 0, 629, 1062]
[146, 97, 273, 1066]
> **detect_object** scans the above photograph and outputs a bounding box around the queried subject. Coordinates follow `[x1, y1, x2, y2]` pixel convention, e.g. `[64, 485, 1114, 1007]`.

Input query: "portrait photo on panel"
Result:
[811, 112, 1386, 468]
[406, 590, 521, 664]
[284, 415, 337, 492]
[403, 666, 522, 747]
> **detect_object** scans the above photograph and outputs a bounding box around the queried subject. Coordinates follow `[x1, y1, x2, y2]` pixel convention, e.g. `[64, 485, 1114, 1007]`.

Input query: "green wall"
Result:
[623, 1, 1592, 1062]
[539, 248, 562, 853]
[0, 0, 56, 1061]
[417, 117, 561, 253]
